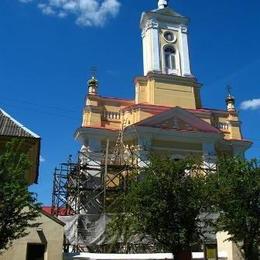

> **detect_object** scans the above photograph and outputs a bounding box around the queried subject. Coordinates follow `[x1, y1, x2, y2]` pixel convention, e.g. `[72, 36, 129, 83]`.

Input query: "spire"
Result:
[158, 0, 168, 9]
[87, 67, 98, 95]
[225, 85, 236, 112]
[88, 76, 98, 95]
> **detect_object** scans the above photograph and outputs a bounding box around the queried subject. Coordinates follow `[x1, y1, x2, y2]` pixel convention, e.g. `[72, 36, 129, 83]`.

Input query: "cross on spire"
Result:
[158, 0, 168, 9]
[90, 66, 97, 79]
[227, 84, 232, 96]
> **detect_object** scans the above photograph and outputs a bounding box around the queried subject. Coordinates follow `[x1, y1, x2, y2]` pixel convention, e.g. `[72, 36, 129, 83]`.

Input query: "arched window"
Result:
[164, 46, 177, 73]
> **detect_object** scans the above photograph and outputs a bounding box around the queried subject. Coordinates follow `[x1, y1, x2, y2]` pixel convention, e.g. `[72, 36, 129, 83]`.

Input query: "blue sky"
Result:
[1, 0, 260, 205]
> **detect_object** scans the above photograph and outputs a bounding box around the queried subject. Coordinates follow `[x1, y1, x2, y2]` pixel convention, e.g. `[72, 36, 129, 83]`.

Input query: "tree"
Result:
[208, 157, 260, 260]
[0, 139, 40, 251]
[108, 155, 207, 259]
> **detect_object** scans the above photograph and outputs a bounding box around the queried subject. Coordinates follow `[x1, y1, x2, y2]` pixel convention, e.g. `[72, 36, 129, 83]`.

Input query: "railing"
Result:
[217, 122, 229, 131]
[102, 111, 121, 121]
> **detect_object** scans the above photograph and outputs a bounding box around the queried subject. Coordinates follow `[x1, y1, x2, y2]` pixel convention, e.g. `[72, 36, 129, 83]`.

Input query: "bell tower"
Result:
[141, 0, 192, 78]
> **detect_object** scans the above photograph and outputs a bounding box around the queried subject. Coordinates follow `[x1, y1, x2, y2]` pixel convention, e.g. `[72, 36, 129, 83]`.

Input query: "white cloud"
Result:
[240, 99, 260, 110]
[19, 0, 121, 27]
[38, 3, 56, 15]
[40, 155, 46, 163]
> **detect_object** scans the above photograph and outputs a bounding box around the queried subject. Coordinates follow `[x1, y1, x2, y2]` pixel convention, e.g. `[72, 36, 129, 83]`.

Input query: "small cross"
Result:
[90, 66, 97, 78]
[227, 85, 232, 96]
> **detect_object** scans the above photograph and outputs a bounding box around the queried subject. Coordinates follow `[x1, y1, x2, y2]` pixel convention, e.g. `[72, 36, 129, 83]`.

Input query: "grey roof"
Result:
[0, 109, 40, 138]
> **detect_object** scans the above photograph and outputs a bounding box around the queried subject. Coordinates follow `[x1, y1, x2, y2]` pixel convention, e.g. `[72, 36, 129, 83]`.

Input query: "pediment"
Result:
[135, 107, 220, 134]
[157, 116, 198, 131]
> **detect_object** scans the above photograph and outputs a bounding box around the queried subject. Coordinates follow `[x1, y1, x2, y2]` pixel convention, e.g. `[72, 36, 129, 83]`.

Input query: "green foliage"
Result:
[0, 139, 40, 251]
[107, 155, 207, 255]
[207, 156, 260, 260]
[107, 155, 260, 259]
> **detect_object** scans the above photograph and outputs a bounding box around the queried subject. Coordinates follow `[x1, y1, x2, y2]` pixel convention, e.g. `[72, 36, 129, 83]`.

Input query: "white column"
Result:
[142, 19, 160, 75]
[142, 32, 148, 76]
[179, 26, 192, 77]
[151, 27, 160, 72]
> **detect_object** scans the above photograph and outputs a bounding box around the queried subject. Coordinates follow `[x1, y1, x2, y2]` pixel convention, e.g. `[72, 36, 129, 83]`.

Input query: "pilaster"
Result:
[179, 27, 192, 77]
[142, 19, 160, 75]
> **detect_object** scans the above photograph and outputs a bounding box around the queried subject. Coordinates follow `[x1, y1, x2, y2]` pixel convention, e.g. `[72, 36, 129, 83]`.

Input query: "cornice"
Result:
[135, 73, 201, 88]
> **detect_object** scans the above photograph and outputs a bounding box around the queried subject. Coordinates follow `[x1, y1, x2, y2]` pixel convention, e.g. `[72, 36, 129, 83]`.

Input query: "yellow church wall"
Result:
[83, 111, 91, 126]
[102, 104, 121, 112]
[230, 125, 242, 140]
[153, 82, 196, 108]
[86, 111, 101, 127]
[83, 94, 136, 129]
[122, 111, 132, 125]
[122, 109, 155, 126]
[139, 110, 153, 122]
[135, 75, 200, 109]
[86, 97, 99, 106]
[135, 82, 149, 104]
[101, 121, 120, 129]
[121, 106, 244, 142]
[217, 117, 228, 124]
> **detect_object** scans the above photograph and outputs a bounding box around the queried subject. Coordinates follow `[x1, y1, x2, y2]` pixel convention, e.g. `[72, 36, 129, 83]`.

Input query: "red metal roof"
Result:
[122, 103, 229, 116]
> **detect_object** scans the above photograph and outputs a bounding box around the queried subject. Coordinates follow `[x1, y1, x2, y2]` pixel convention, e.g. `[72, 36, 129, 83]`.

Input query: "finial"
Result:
[90, 66, 97, 79]
[88, 66, 98, 95]
[227, 85, 232, 96]
[225, 85, 236, 112]
[158, 0, 168, 9]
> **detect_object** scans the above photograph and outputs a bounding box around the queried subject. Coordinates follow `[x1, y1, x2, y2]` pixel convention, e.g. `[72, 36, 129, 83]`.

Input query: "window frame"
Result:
[162, 44, 179, 75]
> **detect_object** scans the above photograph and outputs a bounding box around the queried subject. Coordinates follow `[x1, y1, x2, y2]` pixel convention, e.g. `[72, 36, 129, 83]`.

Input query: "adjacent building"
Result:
[0, 108, 40, 184]
[0, 109, 65, 260]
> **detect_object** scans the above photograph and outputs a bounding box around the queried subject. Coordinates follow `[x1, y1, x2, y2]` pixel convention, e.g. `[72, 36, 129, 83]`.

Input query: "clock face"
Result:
[163, 31, 176, 42]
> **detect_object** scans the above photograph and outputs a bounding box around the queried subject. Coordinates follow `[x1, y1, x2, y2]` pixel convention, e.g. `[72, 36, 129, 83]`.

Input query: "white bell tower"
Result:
[140, 0, 193, 77]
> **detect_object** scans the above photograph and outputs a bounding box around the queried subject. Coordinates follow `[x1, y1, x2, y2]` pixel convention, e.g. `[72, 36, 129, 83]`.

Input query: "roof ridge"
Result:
[0, 108, 40, 138]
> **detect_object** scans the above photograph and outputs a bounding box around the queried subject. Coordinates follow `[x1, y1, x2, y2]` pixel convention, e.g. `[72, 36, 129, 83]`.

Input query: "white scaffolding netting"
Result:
[59, 214, 110, 246]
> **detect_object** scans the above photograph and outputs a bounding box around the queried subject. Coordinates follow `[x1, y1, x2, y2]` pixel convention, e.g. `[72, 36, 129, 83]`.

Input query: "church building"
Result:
[70, 1, 251, 259]
[75, 0, 251, 164]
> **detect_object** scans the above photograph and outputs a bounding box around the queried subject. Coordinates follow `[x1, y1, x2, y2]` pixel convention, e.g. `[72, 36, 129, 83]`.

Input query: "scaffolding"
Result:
[51, 124, 217, 252]
[51, 129, 145, 252]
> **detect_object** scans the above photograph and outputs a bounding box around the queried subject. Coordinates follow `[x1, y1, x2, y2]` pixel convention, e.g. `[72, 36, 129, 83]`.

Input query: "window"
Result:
[164, 31, 175, 42]
[164, 46, 177, 73]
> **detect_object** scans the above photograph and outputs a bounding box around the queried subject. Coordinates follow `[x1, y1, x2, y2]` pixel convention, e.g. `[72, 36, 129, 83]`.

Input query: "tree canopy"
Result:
[108, 155, 260, 260]
[0, 139, 40, 251]
[108, 155, 207, 259]
[208, 156, 260, 260]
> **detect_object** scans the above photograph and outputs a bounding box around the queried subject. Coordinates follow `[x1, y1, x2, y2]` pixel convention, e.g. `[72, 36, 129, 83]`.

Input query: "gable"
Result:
[134, 107, 220, 134]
